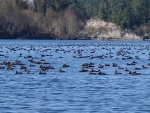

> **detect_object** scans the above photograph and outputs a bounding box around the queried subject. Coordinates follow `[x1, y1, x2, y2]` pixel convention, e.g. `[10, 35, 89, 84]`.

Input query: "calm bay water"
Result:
[0, 40, 150, 113]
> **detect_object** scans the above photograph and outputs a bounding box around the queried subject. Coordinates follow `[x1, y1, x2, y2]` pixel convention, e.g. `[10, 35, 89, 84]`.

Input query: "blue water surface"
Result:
[0, 40, 150, 113]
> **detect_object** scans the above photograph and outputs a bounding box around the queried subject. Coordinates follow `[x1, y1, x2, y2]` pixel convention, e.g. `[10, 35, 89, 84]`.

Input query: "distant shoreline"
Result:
[0, 37, 144, 41]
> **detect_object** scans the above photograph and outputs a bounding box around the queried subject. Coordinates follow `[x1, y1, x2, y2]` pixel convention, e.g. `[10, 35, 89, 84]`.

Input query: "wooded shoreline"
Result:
[0, 0, 149, 40]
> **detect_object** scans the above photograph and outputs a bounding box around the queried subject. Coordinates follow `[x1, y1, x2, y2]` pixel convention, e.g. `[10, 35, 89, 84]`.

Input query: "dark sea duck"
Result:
[129, 71, 141, 75]
[79, 68, 88, 72]
[58, 69, 65, 73]
[114, 70, 122, 75]
[62, 64, 70, 68]
[15, 71, 23, 74]
[97, 70, 106, 75]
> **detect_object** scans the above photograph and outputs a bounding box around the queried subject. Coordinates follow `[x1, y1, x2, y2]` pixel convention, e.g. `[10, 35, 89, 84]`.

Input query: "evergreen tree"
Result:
[16, 0, 28, 9]
[99, 0, 109, 21]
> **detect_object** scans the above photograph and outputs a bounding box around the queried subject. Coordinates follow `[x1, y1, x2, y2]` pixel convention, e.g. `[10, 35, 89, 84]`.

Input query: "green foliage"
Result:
[98, 0, 110, 21]
[77, 0, 100, 17]
[48, 0, 71, 11]
[40, 0, 47, 16]
[16, 0, 28, 9]
[32, 0, 81, 16]
[81, 0, 150, 29]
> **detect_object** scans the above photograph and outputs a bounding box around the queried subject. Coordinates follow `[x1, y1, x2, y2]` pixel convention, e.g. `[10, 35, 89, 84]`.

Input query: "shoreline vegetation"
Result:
[0, 0, 149, 40]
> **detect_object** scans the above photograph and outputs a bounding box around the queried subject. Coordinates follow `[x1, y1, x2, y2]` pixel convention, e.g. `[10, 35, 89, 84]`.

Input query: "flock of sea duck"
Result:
[78, 61, 148, 75]
[0, 42, 150, 76]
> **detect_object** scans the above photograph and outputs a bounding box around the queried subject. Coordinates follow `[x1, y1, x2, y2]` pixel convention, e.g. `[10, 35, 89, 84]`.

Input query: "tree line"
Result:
[0, 0, 85, 39]
[80, 0, 150, 34]
[0, 0, 149, 39]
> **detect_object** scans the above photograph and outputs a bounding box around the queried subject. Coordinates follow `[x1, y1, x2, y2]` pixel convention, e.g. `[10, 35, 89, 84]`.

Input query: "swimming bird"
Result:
[125, 68, 129, 72]
[58, 69, 65, 73]
[112, 63, 118, 67]
[79, 68, 88, 72]
[97, 71, 106, 75]
[98, 64, 104, 68]
[118, 66, 124, 70]
[15, 71, 23, 74]
[39, 71, 46, 75]
[0, 66, 5, 69]
[134, 67, 141, 70]
[89, 71, 97, 75]
[114, 70, 122, 75]
[142, 65, 148, 69]
[62, 64, 70, 68]
[129, 71, 141, 75]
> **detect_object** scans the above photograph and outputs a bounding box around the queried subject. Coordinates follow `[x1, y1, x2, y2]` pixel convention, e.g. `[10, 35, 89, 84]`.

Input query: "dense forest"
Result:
[0, 0, 149, 39]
